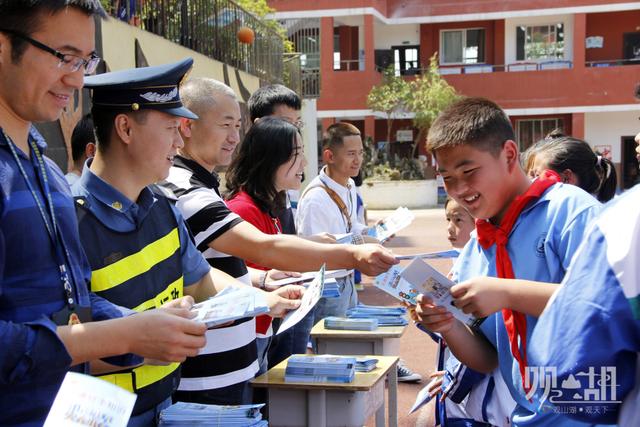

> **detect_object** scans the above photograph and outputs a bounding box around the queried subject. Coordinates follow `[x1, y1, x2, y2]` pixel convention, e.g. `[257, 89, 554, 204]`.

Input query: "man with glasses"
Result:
[0, 2, 209, 425]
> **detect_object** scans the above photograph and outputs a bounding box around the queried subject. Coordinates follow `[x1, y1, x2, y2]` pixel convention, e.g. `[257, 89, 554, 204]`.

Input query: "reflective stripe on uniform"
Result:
[91, 228, 180, 292]
[133, 276, 184, 312]
[98, 362, 180, 392]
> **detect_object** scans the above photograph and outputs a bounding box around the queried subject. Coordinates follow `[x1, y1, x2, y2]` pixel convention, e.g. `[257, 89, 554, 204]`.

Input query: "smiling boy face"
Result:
[436, 141, 518, 223]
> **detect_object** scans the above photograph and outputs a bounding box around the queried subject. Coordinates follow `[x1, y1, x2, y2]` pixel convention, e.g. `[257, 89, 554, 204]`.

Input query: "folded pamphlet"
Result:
[191, 286, 269, 328]
[374, 258, 482, 328]
[368, 207, 415, 243]
[276, 265, 325, 335]
[394, 249, 460, 261]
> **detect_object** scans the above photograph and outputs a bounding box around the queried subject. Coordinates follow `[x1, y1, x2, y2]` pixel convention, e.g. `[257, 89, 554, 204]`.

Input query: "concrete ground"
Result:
[359, 208, 453, 427]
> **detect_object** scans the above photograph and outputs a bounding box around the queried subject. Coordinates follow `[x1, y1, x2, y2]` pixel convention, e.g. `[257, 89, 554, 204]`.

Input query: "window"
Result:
[516, 118, 563, 150]
[392, 45, 420, 75]
[440, 29, 485, 65]
[333, 34, 341, 70]
[516, 23, 564, 61]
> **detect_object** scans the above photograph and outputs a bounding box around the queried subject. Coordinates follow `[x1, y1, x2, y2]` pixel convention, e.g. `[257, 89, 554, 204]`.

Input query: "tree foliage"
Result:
[366, 66, 410, 148]
[406, 53, 459, 140]
[364, 55, 459, 180]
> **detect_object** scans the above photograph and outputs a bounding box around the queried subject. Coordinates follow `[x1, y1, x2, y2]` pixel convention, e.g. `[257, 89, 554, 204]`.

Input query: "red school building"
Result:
[270, 0, 640, 189]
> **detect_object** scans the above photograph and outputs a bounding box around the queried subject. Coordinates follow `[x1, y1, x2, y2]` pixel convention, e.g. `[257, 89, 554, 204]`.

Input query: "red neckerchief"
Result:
[475, 170, 560, 393]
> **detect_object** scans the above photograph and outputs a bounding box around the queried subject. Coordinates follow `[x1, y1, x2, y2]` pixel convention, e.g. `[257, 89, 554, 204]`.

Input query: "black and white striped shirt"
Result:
[161, 155, 258, 392]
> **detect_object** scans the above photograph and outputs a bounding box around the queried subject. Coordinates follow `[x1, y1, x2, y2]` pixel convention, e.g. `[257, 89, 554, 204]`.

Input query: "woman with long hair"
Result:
[225, 117, 307, 375]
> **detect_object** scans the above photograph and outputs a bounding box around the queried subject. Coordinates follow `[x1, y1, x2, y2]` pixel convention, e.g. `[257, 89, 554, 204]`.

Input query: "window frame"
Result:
[391, 44, 420, 76]
[516, 22, 565, 62]
[439, 28, 486, 66]
[516, 118, 563, 151]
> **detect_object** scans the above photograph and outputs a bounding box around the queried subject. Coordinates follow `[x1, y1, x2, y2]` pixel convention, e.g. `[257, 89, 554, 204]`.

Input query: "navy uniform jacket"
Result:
[0, 127, 139, 427]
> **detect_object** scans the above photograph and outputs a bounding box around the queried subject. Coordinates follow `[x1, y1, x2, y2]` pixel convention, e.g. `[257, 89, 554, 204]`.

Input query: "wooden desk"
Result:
[311, 321, 406, 356]
[252, 355, 398, 427]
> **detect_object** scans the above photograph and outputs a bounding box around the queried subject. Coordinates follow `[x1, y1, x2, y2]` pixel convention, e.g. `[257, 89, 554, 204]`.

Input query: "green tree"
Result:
[405, 53, 459, 175]
[366, 66, 410, 155]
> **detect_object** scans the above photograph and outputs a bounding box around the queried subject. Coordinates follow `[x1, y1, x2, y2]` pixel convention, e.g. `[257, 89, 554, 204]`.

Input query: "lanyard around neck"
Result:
[4, 130, 76, 308]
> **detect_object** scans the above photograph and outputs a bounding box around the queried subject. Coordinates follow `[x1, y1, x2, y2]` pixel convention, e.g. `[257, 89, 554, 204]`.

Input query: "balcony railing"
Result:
[586, 58, 640, 67]
[333, 59, 364, 71]
[437, 60, 573, 75]
[107, 0, 284, 83]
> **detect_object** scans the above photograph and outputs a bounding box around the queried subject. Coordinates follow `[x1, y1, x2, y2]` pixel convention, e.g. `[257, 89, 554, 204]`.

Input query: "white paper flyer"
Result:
[276, 265, 325, 335]
[44, 372, 136, 427]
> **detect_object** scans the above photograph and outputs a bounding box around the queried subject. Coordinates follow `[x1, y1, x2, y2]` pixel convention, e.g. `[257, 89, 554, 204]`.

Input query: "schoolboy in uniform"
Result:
[0, 2, 210, 425]
[159, 77, 397, 405]
[75, 60, 303, 426]
[415, 97, 601, 426]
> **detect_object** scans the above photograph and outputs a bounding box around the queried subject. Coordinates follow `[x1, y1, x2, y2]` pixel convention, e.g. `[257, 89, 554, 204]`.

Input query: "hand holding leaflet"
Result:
[266, 268, 349, 288]
[276, 265, 325, 335]
[190, 286, 269, 328]
[374, 258, 482, 328]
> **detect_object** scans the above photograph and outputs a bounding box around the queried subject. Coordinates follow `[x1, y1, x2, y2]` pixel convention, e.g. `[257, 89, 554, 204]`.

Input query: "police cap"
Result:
[84, 58, 197, 119]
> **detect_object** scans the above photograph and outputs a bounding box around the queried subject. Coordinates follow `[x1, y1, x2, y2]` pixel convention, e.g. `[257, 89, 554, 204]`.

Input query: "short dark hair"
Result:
[322, 122, 361, 151]
[71, 114, 95, 162]
[427, 97, 515, 157]
[225, 117, 301, 216]
[91, 107, 149, 152]
[528, 133, 617, 202]
[247, 84, 301, 122]
[0, 1, 106, 63]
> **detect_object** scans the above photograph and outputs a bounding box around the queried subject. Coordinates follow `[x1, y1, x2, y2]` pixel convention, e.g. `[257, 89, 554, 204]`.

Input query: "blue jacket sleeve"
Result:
[529, 224, 640, 424]
[0, 316, 72, 385]
[443, 354, 487, 404]
[88, 292, 143, 367]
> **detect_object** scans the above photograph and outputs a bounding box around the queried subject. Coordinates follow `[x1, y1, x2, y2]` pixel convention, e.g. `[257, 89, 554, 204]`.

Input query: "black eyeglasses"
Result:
[1, 29, 100, 74]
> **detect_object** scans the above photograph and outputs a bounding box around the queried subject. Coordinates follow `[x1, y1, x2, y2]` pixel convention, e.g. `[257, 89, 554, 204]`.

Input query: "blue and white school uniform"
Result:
[529, 184, 640, 425]
[456, 183, 601, 426]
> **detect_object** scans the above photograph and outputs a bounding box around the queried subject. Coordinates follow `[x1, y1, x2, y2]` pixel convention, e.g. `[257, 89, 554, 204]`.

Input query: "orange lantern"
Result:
[237, 27, 255, 44]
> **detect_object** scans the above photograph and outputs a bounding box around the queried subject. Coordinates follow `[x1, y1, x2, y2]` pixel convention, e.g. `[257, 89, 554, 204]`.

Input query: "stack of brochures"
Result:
[346, 304, 409, 326]
[158, 402, 267, 426]
[284, 355, 356, 384]
[324, 316, 378, 331]
[355, 357, 378, 372]
[190, 286, 270, 328]
[321, 278, 341, 298]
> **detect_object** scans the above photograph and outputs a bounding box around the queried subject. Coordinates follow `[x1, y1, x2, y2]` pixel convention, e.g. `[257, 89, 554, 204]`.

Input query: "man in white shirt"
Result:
[65, 114, 95, 185]
[297, 122, 422, 382]
[297, 122, 373, 318]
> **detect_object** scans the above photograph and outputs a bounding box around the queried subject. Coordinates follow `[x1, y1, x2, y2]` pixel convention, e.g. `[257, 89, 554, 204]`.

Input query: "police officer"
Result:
[75, 58, 303, 426]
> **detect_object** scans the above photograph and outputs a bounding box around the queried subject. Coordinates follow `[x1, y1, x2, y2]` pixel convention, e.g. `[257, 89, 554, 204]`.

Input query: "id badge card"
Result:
[52, 306, 92, 326]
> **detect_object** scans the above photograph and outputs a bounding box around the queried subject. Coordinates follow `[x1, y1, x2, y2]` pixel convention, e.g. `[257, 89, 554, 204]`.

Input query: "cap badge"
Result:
[140, 87, 178, 103]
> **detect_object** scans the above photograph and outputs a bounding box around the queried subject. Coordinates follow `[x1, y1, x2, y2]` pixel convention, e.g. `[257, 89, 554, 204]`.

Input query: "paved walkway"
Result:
[361, 208, 454, 427]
